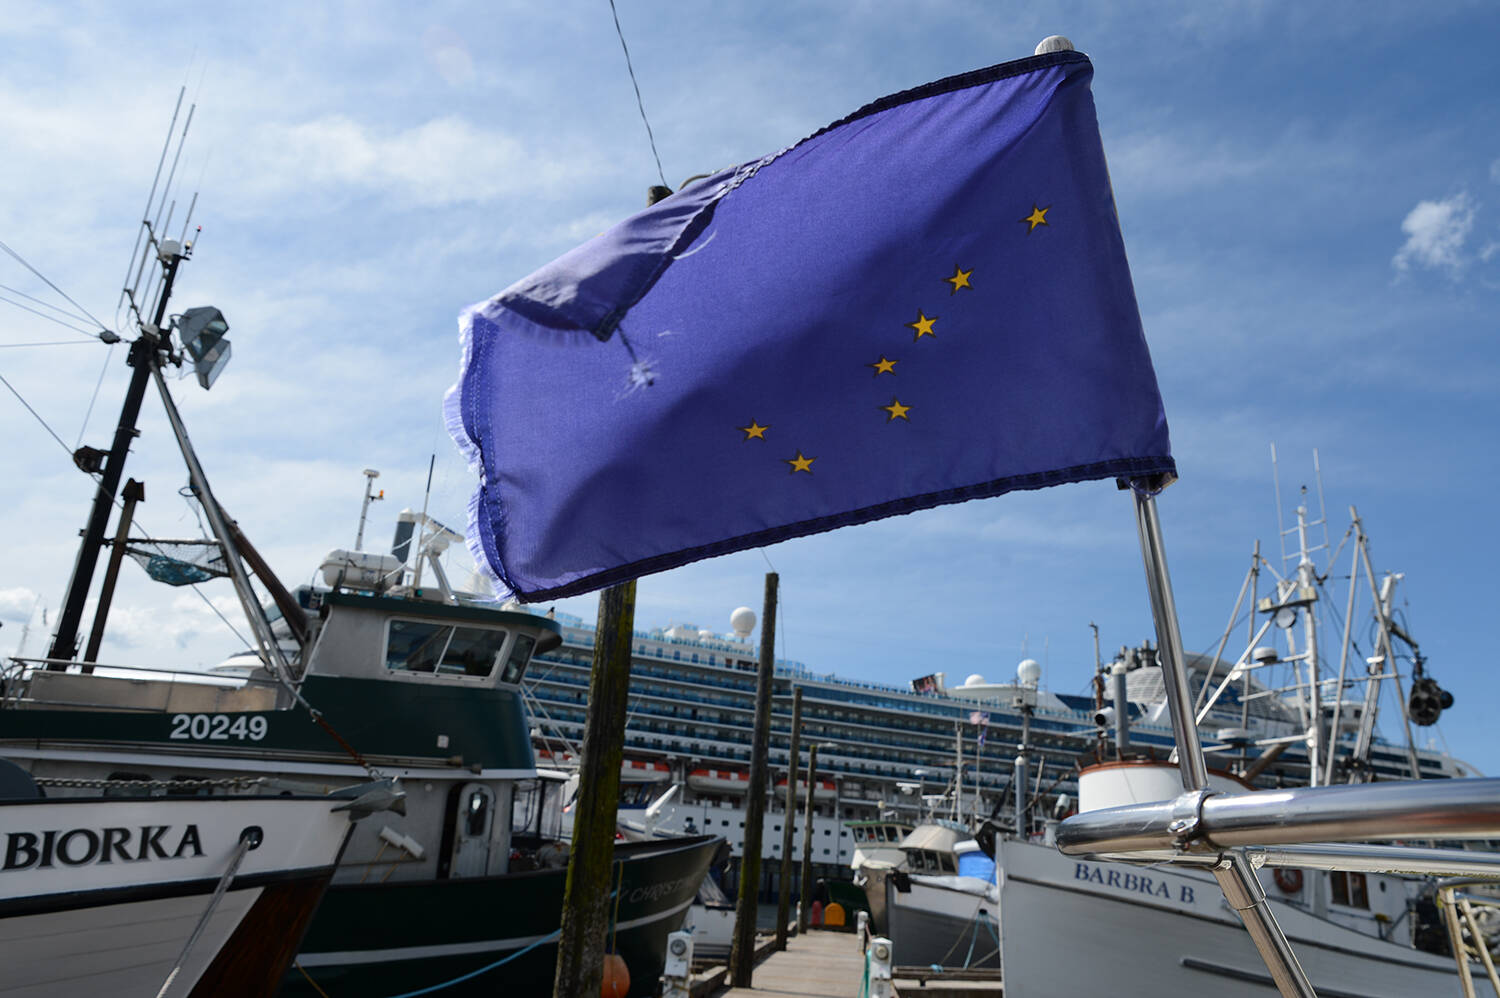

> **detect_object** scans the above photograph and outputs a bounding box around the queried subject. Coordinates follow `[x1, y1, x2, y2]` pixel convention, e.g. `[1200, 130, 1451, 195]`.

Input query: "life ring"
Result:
[1273, 868, 1304, 894]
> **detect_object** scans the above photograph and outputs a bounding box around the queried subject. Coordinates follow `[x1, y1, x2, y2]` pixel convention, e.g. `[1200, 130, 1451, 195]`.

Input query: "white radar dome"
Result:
[698, 629, 715, 640]
[1017, 659, 1042, 686]
[730, 606, 757, 639]
[964, 673, 986, 686]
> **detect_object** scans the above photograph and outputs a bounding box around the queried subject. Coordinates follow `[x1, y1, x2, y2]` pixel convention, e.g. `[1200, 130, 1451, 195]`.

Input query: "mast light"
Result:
[177, 306, 232, 390]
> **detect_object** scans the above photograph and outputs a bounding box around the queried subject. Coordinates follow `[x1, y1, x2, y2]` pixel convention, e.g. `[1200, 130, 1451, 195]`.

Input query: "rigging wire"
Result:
[0, 340, 100, 349]
[75, 344, 117, 447]
[0, 291, 102, 336]
[606, 0, 668, 189]
[0, 368, 75, 457]
[0, 282, 97, 325]
[0, 239, 110, 333]
[5, 351, 256, 656]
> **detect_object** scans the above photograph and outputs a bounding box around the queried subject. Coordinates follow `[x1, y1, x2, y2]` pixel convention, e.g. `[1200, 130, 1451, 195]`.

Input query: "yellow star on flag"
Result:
[785, 451, 816, 474]
[944, 266, 972, 294]
[739, 420, 769, 441]
[907, 311, 938, 340]
[868, 356, 898, 377]
[881, 398, 911, 422]
[1022, 204, 1050, 232]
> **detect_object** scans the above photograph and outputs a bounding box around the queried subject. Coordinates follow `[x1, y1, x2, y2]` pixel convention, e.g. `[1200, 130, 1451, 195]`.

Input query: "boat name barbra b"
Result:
[1071, 860, 1197, 905]
[4, 823, 207, 871]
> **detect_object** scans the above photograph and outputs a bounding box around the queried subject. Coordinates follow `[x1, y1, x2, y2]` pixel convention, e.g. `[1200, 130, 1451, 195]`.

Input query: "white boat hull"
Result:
[994, 838, 1467, 997]
[884, 873, 999, 969]
[0, 795, 351, 998]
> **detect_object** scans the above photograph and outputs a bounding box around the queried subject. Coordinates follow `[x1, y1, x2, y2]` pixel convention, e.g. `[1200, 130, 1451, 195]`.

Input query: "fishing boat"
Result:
[877, 497, 1499, 993]
[0, 758, 359, 998]
[2, 191, 719, 995]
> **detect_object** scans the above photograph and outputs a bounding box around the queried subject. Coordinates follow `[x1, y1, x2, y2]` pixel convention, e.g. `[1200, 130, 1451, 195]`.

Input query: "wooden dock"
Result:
[711, 930, 869, 997]
[692, 928, 1004, 997]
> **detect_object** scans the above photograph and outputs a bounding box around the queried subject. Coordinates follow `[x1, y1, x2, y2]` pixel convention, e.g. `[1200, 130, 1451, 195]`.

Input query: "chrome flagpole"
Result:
[1131, 488, 1317, 998]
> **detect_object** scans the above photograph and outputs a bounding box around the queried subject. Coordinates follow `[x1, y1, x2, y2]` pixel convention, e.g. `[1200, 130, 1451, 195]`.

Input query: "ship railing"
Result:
[1435, 879, 1500, 997]
[3, 655, 281, 713]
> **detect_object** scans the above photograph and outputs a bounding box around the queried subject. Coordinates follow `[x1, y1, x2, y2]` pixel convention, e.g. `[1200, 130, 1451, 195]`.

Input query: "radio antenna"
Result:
[120, 87, 184, 323]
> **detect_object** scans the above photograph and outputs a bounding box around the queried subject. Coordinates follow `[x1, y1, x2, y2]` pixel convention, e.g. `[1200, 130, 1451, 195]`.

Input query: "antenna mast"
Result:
[48, 92, 207, 666]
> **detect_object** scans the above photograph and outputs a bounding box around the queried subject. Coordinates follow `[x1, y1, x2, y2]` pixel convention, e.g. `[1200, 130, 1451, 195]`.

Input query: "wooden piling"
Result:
[729, 571, 778, 985]
[775, 685, 803, 949]
[553, 580, 636, 998]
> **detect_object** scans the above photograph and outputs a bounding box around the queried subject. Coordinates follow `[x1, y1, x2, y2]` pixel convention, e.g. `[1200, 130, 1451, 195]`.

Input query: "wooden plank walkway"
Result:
[715, 930, 869, 997]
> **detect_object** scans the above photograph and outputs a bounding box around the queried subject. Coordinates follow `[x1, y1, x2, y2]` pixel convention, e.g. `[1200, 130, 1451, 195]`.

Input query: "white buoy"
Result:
[1035, 35, 1075, 55]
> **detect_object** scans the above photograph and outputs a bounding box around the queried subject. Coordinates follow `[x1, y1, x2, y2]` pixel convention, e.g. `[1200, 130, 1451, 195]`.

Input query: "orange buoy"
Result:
[601, 951, 631, 998]
[824, 902, 846, 927]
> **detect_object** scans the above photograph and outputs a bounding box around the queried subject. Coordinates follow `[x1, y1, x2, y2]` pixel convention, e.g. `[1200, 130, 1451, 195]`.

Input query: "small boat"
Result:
[879, 498, 1498, 993]
[773, 776, 836, 801]
[687, 768, 750, 795]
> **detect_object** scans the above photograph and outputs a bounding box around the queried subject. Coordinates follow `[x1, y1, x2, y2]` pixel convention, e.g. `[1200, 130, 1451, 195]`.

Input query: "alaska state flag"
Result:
[448, 51, 1174, 601]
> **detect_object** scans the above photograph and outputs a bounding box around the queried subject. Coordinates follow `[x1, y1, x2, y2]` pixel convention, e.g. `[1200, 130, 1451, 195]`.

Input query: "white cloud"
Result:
[237, 114, 580, 208]
[0, 587, 40, 623]
[1392, 192, 1476, 277]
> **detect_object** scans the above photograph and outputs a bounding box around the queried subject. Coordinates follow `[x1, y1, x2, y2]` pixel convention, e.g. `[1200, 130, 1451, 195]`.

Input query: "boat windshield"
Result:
[385, 619, 508, 678]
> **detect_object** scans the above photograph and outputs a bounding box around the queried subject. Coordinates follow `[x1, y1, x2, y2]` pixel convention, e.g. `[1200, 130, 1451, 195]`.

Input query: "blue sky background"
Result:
[2, 2, 1497, 773]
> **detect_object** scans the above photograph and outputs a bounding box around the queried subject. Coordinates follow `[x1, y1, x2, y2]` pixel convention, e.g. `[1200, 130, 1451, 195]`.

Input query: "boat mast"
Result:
[954, 720, 963, 821]
[47, 246, 184, 667]
[1294, 504, 1323, 786]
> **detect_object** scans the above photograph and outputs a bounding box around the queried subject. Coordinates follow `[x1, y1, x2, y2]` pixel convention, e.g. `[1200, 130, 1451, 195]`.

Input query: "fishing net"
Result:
[124, 539, 229, 586]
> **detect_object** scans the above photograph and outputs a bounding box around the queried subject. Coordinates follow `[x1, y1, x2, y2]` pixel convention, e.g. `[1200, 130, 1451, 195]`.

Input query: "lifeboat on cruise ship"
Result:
[535, 748, 577, 768]
[688, 768, 750, 794]
[774, 777, 837, 801]
[538, 749, 670, 784]
[621, 758, 672, 783]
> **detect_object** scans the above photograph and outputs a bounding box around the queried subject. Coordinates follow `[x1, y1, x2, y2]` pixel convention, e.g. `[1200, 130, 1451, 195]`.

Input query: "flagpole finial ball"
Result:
[1034, 35, 1075, 55]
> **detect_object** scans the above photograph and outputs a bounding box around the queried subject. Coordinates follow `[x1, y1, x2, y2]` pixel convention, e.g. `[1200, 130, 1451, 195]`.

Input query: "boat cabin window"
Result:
[853, 827, 867, 842]
[500, 633, 535, 684]
[1330, 871, 1369, 909]
[385, 619, 508, 678]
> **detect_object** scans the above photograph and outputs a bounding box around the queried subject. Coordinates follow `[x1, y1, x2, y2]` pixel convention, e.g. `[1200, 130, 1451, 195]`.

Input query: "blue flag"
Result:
[448, 51, 1174, 601]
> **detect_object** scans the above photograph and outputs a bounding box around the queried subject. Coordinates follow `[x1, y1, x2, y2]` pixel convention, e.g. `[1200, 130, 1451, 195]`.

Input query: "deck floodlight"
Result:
[177, 306, 232, 390]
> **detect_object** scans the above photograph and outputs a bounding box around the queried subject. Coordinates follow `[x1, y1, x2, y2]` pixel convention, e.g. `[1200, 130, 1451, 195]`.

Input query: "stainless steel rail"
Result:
[1057, 777, 1500, 855]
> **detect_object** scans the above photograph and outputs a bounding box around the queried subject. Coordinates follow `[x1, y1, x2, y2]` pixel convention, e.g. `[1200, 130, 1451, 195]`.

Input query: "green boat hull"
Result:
[285, 834, 719, 997]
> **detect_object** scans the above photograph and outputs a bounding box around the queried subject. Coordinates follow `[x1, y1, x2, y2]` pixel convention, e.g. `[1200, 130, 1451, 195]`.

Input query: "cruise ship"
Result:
[521, 605, 1473, 898]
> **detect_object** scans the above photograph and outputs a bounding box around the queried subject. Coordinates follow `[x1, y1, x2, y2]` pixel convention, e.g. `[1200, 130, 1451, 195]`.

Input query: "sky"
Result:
[2, 1, 1497, 773]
